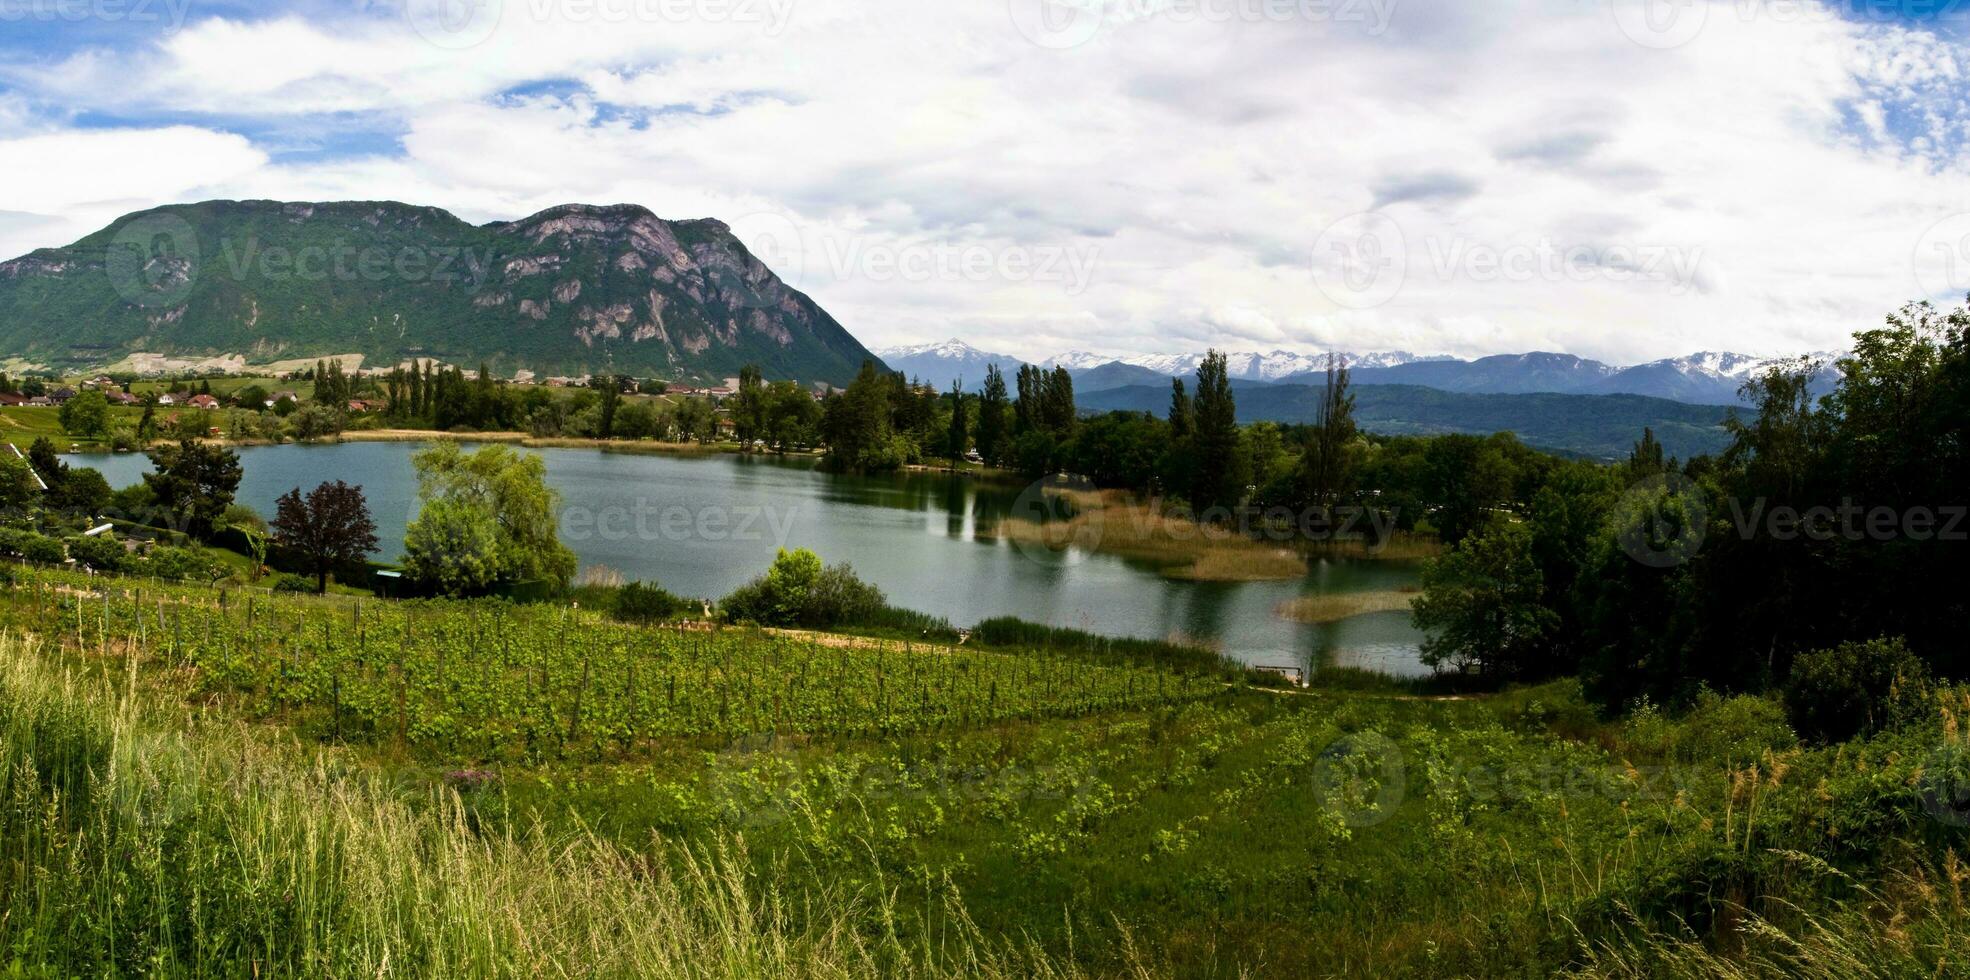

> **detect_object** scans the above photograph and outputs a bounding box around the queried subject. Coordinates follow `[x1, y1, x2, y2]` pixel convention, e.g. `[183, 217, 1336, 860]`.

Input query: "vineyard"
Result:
[0, 567, 1220, 759]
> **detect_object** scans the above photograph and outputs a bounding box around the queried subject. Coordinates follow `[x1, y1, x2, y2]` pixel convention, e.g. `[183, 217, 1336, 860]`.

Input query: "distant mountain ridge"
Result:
[1080, 382, 1740, 460]
[876, 339, 1841, 405]
[0, 199, 879, 385]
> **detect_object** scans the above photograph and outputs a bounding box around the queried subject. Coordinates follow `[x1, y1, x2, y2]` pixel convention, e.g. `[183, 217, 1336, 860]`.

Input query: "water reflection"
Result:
[75, 443, 1433, 676]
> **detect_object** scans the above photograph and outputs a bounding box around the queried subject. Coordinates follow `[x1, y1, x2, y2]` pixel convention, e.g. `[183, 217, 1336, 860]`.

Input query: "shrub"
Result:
[140, 546, 220, 583]
[1784, 636, 1932, 743]
[271, 573, 314, 593]
[63, 534, 125, 572]
[720, 549, 889, 629]
[0, 527, 75, 562]
[612, 581, 692, 624]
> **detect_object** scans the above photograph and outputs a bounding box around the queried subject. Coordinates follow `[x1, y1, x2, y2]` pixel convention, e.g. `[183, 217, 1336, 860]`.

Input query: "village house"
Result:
[186, 394, 220, 410]
[47, 387, 76, 404]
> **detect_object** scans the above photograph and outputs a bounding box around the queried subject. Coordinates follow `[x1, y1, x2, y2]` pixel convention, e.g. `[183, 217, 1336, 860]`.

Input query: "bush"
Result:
[271, 573, 314, 593]
[63, 534, 125, 572]
[612, 581, 692, 624]
[2, 531, 69, 566]
[139, 546, 220, 583]
[720, 549, 889, 629]
[1783, 636, 1932, 743]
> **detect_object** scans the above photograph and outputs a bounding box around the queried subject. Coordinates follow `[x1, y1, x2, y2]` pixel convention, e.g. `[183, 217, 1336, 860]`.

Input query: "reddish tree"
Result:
[271, 480, 380, 593]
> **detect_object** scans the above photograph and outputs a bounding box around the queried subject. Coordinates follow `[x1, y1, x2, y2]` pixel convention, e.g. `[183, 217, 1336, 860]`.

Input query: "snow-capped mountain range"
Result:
[872, 339, 1843, 406]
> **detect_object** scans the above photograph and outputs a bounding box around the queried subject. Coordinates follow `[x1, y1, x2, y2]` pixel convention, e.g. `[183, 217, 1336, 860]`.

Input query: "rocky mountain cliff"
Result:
[0, 200, 880, 384]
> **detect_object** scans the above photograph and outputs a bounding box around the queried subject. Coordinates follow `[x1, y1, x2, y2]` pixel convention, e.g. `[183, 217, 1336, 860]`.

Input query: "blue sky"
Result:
[2, 0, 1969, 363]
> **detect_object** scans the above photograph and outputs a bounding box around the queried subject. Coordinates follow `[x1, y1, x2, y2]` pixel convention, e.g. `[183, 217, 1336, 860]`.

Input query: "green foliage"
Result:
[141, 439, 242, 539]
[0, 453, 40, 513]
[57, 389, 110, 439]
[1783, 637, 1932, 743]
[1412, 519, 1558, 680]
[721, 548, 887, 629]
[611, 581, 693, 624]
[404, 497, 505, 596]
[408, 442, 576, 591]
[136, 545, 222, 582]
[0, 528, 67, 564]
[63, 533, 124, 572]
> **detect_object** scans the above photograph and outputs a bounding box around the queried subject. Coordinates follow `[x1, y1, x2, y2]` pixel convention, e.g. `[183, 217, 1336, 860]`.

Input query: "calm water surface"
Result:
[82, 443, 1431, 676]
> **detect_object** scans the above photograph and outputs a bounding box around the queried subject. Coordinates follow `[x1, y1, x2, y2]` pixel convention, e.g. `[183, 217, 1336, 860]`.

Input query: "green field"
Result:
[0, 565, 1964, 976]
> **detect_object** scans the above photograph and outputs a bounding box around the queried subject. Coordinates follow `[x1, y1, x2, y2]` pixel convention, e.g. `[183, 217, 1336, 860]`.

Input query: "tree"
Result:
[732, 364, 766, 447]
[26, 437, 65, 491]
[821, 361, 896, 471]
[271, 481, 380, 593]
[287, 404, 344, 441]
[58, 390, 110, 440]
[595, 374, 624, 439]
[142, 439, 242, 538]
[946, 379, 968, 459]
[1167, 378, 1192, 440]
[764, 381, 821, 451]
[977, 364, 1009, 465]
[1411, 519, 1558, 680]
[136, 401, 158, 442]
[404, 498, 504, 596]
[0, 454, 39, 513]
[407, 441, 576, 590]
[1297, 354, 1357, 516]
[1189, 351, 1241, 514]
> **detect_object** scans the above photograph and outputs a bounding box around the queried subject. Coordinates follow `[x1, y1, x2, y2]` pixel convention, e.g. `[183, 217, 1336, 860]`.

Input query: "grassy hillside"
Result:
[1080, 381, 1739, 459]
[1, 566, 1966, 976]
[0, 200, 880, 385]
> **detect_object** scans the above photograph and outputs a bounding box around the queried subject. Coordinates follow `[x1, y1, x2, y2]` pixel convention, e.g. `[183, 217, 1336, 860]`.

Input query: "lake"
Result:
[79, 442, 1432, 676]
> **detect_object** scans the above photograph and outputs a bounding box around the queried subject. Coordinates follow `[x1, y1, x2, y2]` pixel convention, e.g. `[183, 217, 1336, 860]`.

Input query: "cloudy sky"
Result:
[1, 0, 1968, 364]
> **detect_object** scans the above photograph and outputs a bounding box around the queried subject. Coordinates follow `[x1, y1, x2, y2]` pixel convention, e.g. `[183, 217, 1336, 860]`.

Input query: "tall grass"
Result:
[0, 634, 1084, 978]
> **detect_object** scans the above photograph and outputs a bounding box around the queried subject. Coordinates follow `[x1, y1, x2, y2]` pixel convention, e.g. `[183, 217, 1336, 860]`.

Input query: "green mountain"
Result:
[0, 200, 880, 385]
[1079, 382, 1741, 459]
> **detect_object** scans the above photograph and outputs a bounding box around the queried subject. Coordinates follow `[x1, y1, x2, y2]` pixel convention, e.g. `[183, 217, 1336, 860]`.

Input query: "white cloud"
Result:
[0, 126, 266, 258]
[1, 0, 1968, 364]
